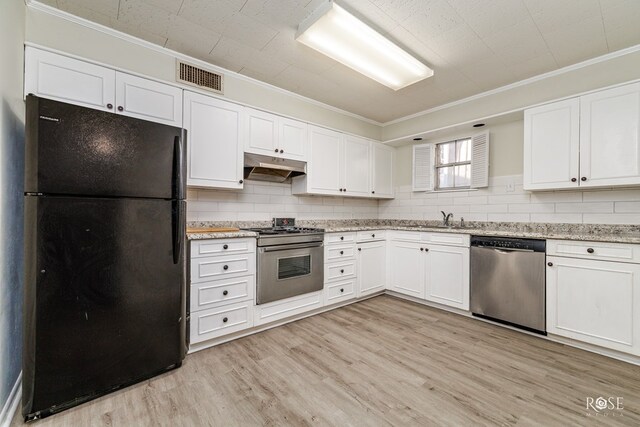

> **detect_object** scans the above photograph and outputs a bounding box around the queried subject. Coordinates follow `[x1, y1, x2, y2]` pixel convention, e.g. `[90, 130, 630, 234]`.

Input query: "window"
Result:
[435, 138, 471, 190]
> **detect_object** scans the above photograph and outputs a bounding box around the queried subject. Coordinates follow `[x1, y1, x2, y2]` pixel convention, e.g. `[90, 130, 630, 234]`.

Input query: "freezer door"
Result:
[25, 95, 185, 199]
[23, 196, 186, 418]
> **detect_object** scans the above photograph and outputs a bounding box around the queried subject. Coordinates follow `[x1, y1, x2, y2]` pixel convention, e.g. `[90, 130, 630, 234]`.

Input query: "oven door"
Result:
[257, 242, 324, 305]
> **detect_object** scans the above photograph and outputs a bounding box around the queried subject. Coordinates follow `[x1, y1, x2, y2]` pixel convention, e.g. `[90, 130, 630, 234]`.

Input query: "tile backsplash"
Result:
[187, 176, 640, 225]
[187, 180, 379, 222]
[379, 175, 640, 225]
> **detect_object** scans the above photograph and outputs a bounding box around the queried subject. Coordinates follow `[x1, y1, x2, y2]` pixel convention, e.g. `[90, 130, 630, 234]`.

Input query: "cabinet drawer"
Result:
[356, 230, 386, 242]
[190, 301, 254, 344]
[547, 240, 640, 264]
[423, 232, 469, 247]
[325, 232, 356, 245]
[388, 231, 421, 242]
[326, 245, 356, 261]
[190, 253, 256, 283]
[254, 291, 323, 326]
[325, 261, 357, 281]
[190, 275, 254, 312]
[324, 279, 356, 305]
[191, 238, 255, 258]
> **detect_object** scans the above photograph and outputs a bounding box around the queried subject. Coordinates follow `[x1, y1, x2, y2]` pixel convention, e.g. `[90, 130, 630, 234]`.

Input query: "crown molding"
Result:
[383, 43, 640, 127]
[25, 0, 384, 127]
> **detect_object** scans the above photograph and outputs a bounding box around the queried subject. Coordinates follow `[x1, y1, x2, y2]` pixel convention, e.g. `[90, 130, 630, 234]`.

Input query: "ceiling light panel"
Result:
[296, 1, 434, 90]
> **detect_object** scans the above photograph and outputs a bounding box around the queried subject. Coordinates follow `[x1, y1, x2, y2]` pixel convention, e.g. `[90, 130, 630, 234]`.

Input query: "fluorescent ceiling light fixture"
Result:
[296, 1, 433, 90]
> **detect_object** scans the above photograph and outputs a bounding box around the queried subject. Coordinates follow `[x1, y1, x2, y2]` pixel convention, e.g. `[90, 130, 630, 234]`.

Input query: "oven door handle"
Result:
[261, 242, 323, 252]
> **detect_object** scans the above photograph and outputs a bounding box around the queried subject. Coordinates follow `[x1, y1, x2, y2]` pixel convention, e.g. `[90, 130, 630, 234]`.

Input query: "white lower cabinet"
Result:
[190, 301, 253, 344]
[324, 279, 356, 305]
[388, 240, 425, 298]
[357, 240, 386, 296]
[547, 255, 640, 356]
[424, 244, 469, 311]
[189, 238, 255, 346]
[254, 291, 323, 326]
[388, 233, 470, 310]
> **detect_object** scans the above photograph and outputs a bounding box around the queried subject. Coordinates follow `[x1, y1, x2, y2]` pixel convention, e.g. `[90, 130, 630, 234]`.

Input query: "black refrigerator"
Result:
[23, 95, 187, 421]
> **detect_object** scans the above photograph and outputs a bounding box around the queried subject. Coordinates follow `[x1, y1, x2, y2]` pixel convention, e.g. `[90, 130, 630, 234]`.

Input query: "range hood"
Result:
[243, 153, 307, 183]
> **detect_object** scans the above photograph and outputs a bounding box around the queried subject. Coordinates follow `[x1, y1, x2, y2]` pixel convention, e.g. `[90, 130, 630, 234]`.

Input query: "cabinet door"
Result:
[115, 72, 183, 126]
[547, 256, 640, 356]
[25, 47, 115, 112]
[523, 98, 580, 190]
[279, 117, 307, 161]
[357, 241, 386, 296]
[245, 108, 278, 156]
[388, 241, 424, 298]
[184, 91, 244, 189]
[580, 83, 640, 187]
[371, 142, 394, 198]
[424, 245, 469, 310]
[343, 136, 371, 197]
[307, 126, 342, 195]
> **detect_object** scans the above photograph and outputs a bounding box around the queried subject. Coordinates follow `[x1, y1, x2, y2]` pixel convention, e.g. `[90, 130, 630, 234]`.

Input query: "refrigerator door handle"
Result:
[173, 132, 186, 200]
[173, 201, 185, 264]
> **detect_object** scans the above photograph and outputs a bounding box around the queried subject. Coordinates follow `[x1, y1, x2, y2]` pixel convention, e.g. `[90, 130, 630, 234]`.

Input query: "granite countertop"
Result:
[186, 220, 640, 244]
[187, 230, 258, 240]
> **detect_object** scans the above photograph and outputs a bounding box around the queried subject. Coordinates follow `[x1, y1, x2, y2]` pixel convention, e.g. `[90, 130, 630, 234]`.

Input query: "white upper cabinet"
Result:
[244, 108, 307, 161]
[25, 47, 115, 112]
[343, 135, 371, 197]
[371, 142, 394, 198]
[293, 125, 342, 196]
[292, 127, 394, 199]
[184, 91, 244, 189]
[579, 83, 640, 188]
[25, 47, 182, 126]
[524, 98, 580, 190]
[115, 72, 183, 127]
[524, 83, 640, 191]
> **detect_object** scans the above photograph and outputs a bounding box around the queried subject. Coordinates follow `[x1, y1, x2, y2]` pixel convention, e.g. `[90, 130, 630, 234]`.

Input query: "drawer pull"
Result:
[340, 288, 344, 293]
[340, 236, 344, 241]
[222, 290, 228, 296]
[223, 244, 228, 250]
[340, 250, 344, 255]
[587, 248, 595, 254]
[222, 317, 228, 323]
[340, 269, 344, 274]
[424, 248, 429, 252]
[358, 248, 361, 251]
[372, 234, 375, 238]
[420, 248, 424, 251]
[223, 265, 229, 270]
[548, 262, 553, 267]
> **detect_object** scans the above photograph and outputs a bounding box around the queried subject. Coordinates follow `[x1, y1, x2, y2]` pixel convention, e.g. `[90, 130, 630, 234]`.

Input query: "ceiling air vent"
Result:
[176, 61, 224, 94]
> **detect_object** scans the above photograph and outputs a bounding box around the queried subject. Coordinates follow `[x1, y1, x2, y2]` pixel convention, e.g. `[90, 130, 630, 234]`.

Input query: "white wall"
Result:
[25, 5, 381, 140]
[382, 48, 640, 142]
[385, 120, 640, 225]
[187, 181, 378, 222]
[0, 0, 26, 419]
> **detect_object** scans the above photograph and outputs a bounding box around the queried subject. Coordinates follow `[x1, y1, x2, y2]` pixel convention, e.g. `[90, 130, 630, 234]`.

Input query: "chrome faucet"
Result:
[441, 211, 453, 227]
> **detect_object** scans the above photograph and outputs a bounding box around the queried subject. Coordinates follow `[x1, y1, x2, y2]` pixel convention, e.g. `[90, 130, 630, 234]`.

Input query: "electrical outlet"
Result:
[506, 182, 515, 192]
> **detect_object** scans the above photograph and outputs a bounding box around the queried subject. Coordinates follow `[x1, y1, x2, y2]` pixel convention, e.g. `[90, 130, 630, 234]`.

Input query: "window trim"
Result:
[435, 138, 472, 190]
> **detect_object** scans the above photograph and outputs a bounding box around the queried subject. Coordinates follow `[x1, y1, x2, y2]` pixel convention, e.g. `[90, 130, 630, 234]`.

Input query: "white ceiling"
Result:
[36, 0, 640, 123]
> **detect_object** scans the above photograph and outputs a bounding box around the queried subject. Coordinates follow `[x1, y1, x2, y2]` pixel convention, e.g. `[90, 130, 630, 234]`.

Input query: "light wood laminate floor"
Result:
[13, 295, 640, 426]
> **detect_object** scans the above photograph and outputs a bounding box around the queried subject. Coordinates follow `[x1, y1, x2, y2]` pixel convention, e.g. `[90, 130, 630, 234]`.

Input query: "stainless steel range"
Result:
[245, 218, 324, 304]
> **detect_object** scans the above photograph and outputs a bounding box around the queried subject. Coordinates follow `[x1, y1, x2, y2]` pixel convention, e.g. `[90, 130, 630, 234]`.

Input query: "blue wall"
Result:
[0, 0, 25, 418]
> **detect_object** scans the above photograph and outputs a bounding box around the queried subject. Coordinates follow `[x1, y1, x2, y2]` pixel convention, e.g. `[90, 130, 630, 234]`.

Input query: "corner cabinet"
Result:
[524, 82, 640, 191]
[244, 107, 307, 161]
[25, 47, 183, 127]
[184, 91, 244, 189]
[292, 125, 393, 199]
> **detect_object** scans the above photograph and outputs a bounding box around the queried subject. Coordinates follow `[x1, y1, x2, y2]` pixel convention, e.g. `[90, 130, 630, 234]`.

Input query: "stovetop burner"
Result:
[244, 226, 324, 235]
[243, 219, 324, 246]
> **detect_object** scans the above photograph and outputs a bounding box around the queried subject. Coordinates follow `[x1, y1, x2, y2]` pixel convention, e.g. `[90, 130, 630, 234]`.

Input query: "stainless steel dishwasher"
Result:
[470, 236, 546, 334]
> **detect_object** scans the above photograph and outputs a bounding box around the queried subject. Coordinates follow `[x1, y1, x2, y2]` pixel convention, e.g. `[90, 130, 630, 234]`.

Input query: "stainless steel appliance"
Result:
[245, 219, 324, 304]
[243, 153, 306, 183]
[470, 236, 546, 334]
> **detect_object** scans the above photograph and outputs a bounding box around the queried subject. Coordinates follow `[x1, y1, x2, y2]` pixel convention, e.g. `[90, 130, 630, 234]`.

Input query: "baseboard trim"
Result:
[0, 372, 21, 427]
